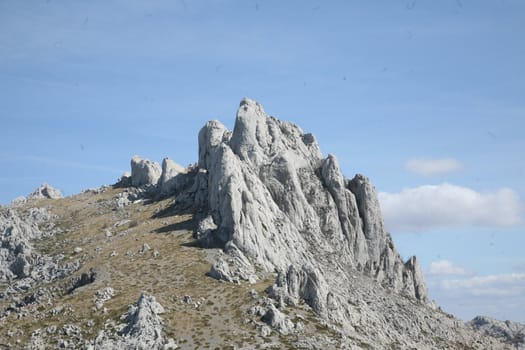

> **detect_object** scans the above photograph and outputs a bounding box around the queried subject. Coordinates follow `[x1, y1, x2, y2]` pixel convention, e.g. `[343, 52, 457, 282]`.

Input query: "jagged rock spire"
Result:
[196, 98, 428, 304]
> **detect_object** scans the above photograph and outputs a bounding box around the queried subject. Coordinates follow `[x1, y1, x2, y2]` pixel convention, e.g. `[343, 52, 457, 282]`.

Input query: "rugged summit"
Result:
[469, 316, 525, 349]
[195, 98, 427, 302]
[0, 98, 518, 349]
[28, 183, 63, 200]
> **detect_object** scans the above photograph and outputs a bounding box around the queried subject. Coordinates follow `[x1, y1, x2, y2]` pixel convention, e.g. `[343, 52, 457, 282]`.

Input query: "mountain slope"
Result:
[0, 98, 516, 349]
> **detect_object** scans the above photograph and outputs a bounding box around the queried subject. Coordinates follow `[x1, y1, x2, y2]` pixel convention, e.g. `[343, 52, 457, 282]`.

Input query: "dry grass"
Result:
[0, 187, 309, 349]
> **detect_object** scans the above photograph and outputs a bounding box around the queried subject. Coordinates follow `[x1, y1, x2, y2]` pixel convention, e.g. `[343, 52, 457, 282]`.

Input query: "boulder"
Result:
[130, 156, 161, 187]
[158, 157, 186, 195]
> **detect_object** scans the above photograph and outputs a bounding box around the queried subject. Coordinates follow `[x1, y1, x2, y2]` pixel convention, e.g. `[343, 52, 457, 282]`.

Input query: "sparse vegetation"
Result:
[0, 187, 299, 348]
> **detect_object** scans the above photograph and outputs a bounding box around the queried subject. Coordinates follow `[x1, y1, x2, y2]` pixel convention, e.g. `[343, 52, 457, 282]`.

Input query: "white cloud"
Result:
[429, 260, 468, 276]
[440, 273, 525, 297]
[406, 158, 462, 176]
[429, 271, 525, 322]
[378, 183, 522, 232]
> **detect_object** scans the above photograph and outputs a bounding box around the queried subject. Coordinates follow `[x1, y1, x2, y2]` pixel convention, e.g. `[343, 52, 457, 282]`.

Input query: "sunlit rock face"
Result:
[130, 155, 162, 188]
[196, 98, 428, 310]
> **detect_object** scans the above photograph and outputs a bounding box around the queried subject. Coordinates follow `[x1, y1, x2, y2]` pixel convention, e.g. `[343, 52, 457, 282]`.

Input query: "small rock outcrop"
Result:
[260, 304, 300, 335]
[0, 207, 67, 282]
[131, 156, 162, 188]
[158, 157, 186, 195]
[469, 316, 525, 349]
[93, 292, 176, 349]
[28, 183, 63, 200]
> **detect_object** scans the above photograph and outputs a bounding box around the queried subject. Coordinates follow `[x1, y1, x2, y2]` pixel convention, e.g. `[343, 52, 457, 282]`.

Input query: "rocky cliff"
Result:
[194, 98, 427, 305]
[0, 99, 517, 349]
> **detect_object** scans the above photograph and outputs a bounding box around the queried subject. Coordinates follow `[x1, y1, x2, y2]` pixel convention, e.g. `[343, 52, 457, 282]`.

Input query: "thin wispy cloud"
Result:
[429, 260, 469, 276]
[379, 183, 522, 232]
[428, 268, 525, 322]
[441, 273, 525, 297]
[406, 158, 462, 176]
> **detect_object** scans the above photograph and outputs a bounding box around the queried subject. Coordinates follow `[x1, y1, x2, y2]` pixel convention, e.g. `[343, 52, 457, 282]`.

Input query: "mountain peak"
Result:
[0, 98, 514, 349]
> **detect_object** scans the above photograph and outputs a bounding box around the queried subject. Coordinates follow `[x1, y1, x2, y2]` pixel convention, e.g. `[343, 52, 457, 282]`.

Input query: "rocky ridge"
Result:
[0, 98, 519, 349]
[469, 316, 525, 349]
[121, 98, 515, 349]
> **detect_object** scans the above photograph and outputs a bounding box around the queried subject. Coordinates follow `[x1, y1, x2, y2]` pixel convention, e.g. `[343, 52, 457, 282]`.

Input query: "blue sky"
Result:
[1, 0, 524, 322]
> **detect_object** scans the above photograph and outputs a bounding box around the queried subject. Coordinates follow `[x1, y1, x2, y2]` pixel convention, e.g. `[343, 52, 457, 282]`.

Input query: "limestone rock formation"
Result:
[469, 316, 525, 349]
[92, 292, 176, 349]
[158, 157, 186, 196]
[28, 183, 63, 200]
[195, 98, 427, 310]
[131, 155, 162, 188]
[0, 98, 518, 349]
[0, 207, 62, 281]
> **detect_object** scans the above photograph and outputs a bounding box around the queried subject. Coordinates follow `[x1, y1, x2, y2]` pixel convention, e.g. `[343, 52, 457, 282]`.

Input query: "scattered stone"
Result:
[140, 243, 151, 254]
[114, 219, 131, 227]
[182, 295, 192, 304]
[115, 192, 131, 208]
[260, 325, 271, 337]
[94, 287, 115, 310]
[61, 323, 81, 337]
[73, 247, 83, 254]
[28, 183, 63, 200]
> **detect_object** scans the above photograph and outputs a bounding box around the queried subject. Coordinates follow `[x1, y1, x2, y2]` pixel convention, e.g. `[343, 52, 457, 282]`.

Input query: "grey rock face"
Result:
[158, 158, 186, 196]
[121, 292, 165, 340]
[131, 155, 162, 188]
[93, 292, 176, 349]
[183, 98, 453, 347]
[268, 265, 329, 317]
[1, 207, 58, 281]
[196, 98, 427, 305]
[28, 183, 63, 200]
[469, 316, 525, 349]
[261, 304, 299, 335]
